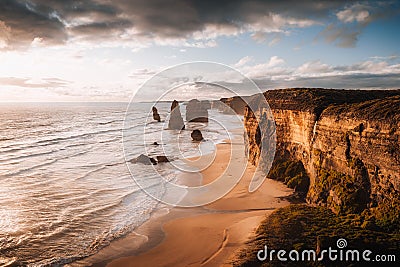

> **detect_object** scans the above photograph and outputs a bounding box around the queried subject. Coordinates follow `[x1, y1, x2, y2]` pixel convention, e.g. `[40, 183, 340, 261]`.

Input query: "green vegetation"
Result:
[233, 205, 400, 267]
[268, 159, 310, 195]
[310, 168, 369, 214]
[363, 198, 400, 234]
[311, 143, 370, 215]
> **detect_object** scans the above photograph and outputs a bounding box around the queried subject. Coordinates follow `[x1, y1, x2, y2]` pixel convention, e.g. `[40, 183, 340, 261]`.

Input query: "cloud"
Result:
[234, 56, 253, 68]
[239, 56, 287, 79]
[370, 55, 398, 61]
[0, 21, 11, 48]
[0, 0, 398, 51]
[316, 1, 398, 48]
[69, 19, 133, 37]
[237, 59, 400, 90]
[316, 23, 361, 48]
[267, 56, 285, 67]
[296, 60, 332, 75]
[318, 3, 373, 48]
[336, 4, 370, 23]
[128, 68, 159, 80]
[251, 31, 284, 46]
[251, 32, 268, 43]
[0, 77, 70, 88]
[1, 0, 382, 50]
[0, 0, 68, 50]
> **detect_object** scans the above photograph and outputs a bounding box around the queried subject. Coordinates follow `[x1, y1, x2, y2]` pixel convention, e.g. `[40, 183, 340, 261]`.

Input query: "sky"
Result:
[0, 0, 400, 102]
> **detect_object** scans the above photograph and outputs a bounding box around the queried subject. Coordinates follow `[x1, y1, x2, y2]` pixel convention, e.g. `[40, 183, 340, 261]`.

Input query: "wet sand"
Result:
[101, 129, 292, 267]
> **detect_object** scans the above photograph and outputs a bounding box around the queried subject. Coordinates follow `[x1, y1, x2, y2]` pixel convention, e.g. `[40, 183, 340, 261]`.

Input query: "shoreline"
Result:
[73, 129, 293, 267]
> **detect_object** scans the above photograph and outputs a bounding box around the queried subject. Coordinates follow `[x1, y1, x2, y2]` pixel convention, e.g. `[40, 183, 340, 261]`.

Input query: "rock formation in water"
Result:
[168, 100, 185, 130]
[152, 106, 161, 122]
[191, 129, 204, 141]
[156, 155, 170, 163]
[219, 96, 252, 115]
[132, 154, 157, 165]
[186, 99, 209, 122]
[239, 88, 400, 226]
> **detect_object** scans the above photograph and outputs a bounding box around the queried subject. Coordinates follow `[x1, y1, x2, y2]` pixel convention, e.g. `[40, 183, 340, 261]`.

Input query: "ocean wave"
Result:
[3, 150, 89, 177]
[0, 124, 132, 153]
[0, 148, 65, 163]
[0, 103, 241, 266]
[98, 119, 124, 125]
[73, 166, 107, 181]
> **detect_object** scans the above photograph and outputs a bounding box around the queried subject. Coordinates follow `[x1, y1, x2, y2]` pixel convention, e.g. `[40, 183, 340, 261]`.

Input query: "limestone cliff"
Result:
[241, 88, 400, 226]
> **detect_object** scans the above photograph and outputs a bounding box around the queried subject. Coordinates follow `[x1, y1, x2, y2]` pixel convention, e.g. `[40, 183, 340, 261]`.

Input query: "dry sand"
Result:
[103, 129, 293, 267]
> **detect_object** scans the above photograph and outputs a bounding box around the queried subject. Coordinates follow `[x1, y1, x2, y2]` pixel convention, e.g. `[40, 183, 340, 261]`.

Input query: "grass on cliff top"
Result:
[323, 95, 400, 122]
[232, 204, 400, 267]
[261, 88, 400, 116]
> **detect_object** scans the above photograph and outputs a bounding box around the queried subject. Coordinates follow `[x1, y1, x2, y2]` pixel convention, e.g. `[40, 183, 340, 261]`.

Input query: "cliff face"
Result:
[241, 88, 400, 220]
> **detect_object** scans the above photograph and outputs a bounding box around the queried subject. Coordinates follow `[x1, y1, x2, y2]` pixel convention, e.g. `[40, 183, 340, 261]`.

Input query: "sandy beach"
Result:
[68, 129, 292, 267]
[77, 128, 291, 267]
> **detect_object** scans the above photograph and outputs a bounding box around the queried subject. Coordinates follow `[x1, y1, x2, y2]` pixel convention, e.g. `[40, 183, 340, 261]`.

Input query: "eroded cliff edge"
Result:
[226, 88, 400, 230]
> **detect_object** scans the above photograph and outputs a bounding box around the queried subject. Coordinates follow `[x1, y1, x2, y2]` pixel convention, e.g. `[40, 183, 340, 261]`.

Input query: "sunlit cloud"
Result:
[235, 58, 400, 89]
[0, 0, 399, 101]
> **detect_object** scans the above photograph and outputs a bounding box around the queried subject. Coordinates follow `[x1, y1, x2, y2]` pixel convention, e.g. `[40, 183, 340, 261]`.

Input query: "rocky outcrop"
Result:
[168, 100, 185, 130]
[186, 99, 209, 122]
[191, 129, 204, 141]
[220, 95, 252, 115]
[243, 88, 400, 221]
[156, 155, 170, 163]
[131, 154, 157, 165]
[152, 106, 161, 122]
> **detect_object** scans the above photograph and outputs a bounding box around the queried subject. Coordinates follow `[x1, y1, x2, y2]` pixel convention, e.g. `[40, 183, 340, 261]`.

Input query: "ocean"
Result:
[0, 102, 242, 266]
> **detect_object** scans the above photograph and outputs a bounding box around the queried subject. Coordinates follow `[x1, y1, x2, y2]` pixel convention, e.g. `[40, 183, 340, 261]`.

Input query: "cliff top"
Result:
[219, 88, 400, 120]
[262, 88, 400, 117]
[324, 94, 400, 122]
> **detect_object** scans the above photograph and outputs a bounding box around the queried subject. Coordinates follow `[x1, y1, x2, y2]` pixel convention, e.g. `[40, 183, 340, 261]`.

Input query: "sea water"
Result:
[0, 102, 242, 266]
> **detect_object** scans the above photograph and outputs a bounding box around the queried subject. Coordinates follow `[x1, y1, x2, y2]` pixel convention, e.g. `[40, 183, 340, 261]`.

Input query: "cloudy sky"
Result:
[0, 0, 399, 101]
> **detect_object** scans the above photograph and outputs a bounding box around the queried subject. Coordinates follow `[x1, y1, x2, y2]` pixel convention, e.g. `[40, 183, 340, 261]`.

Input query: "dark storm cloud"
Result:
[111, 0, 350, 38]
[34, 0, 118, 17]
[0, 0, 397, 49]
[70, 19, 133, 37]
[188, 0, 344, 22]
[0, 0, 67, 49]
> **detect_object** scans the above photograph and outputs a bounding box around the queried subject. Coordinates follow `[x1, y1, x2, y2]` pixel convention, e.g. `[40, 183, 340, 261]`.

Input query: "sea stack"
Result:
[156, 155, 170, 163]
[132, 154, 157, 165]
[186, 99, 209, 122]
[191, 130, 204, 141]
[152, 106, 161, 122]
[168, 100, 185, 130]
